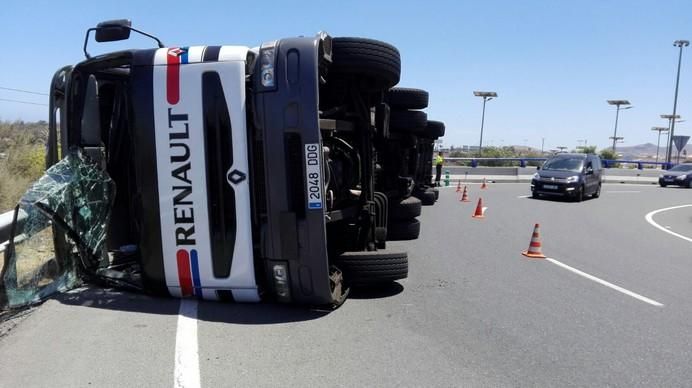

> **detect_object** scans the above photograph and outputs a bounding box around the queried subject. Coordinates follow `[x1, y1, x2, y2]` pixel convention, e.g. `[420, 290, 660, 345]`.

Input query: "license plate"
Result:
[664, 178, 674, 182]
[304, 143, 323, 210]
[543, 184, 558, 190]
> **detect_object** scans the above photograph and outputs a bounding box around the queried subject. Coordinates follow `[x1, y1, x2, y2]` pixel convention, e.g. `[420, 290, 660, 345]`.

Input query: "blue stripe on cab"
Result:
[190, 249, 202, 296]
[181, 47, 189, 64]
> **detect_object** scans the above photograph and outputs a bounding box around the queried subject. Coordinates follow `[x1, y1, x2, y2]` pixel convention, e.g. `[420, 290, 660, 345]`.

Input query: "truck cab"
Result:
[2, 20, 444, 307]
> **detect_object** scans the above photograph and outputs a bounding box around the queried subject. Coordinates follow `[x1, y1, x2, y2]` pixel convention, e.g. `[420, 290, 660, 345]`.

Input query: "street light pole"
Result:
[661, 114, 682, 161]
[607, 100, 631, 152]
[479, 97, 488, 155]
[651, 126, 669, 163]
[667, 40, 689, 164]
[473, 91, 497, 157]
[541, 137, 545, 154]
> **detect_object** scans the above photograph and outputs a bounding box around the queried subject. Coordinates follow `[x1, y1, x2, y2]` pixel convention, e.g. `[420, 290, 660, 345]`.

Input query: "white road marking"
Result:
[545, 258, 664, 307]
[605, 190, 640, 193]
[517, 195, 531, 198]
[174, 299, 201, 388]
[644, 204, 692, 243]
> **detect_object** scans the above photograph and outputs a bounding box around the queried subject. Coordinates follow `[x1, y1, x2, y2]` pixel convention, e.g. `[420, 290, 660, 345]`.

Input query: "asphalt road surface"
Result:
[1, 183, 691, 387]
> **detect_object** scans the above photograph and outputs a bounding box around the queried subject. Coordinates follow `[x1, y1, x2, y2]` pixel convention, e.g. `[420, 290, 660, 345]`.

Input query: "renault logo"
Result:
[227, 169, 247, 184]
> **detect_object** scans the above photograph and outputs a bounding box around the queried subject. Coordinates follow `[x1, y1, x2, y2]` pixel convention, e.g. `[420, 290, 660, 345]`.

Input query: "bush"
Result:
[0, 162, 33, 211]
[599, 148, 618, 161]
[0, 121, 48, 212]
[6, 144, 45, 180]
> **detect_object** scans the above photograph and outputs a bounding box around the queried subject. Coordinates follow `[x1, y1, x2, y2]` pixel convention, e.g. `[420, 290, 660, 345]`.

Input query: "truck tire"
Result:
[387, 218, 421, 240]
[414, 189, 436, 206]
[425, 120, 446, 138]
[385, 87, 429, 110]
[433, 188, 439, 200]
[390, 110, 428, 133]
[337, 251, 408, 284]
[331, 37, 401, 90]
[389, 196, 422, 221]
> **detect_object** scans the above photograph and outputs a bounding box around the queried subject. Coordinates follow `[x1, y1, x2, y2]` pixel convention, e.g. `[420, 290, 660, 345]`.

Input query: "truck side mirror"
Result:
[83, 19, 164, 58]
[95, 19, 132, 43]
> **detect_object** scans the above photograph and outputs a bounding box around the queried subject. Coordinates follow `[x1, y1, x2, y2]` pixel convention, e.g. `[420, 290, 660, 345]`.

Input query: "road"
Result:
[1, 183, 692, 387]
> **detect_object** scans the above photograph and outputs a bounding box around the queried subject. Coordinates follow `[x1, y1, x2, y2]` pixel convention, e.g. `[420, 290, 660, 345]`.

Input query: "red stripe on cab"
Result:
[166, 49, 181, 105]
[176, 249, 193, 296]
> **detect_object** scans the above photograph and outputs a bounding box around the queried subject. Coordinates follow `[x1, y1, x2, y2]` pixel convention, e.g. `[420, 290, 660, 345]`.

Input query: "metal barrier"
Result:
[0, 208, 24, 246]
[445, 157, 674, 170]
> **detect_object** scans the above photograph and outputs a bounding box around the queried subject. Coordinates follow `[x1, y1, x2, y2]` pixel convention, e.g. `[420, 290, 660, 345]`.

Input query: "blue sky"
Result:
[1, 0, 690, 150]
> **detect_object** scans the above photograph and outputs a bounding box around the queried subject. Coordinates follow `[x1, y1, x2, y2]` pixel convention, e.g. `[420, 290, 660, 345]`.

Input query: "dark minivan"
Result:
[531, 153, 602, 201]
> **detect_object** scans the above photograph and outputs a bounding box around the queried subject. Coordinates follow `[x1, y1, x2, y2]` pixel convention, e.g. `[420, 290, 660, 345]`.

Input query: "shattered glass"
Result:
[1, 150, 114, 308]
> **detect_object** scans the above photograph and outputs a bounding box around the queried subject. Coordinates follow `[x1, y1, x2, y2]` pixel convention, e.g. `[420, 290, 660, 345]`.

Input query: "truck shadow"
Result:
[348, 282, 404, 299]
[50, 282, 406, 324]
[53, 287, 329, 324]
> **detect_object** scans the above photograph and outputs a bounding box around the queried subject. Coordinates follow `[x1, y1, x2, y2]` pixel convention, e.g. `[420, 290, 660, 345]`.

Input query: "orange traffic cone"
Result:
[459, 186, 470, 202]
[522, 223, 546, 258]
[480, 178, 487, 189]
[456, 180, 461, 192]
[472, 197, 485, 219]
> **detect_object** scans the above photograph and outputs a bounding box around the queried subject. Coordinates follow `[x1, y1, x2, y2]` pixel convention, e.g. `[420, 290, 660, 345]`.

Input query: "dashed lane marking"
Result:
[545, 258, 664, 307]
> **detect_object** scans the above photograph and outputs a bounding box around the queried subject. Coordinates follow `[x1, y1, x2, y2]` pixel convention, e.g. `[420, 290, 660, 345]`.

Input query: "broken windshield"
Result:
[1, 151, 114, 308]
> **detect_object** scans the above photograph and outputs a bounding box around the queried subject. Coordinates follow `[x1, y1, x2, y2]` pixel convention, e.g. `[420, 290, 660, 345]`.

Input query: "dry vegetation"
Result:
[0, 120, 48, 212]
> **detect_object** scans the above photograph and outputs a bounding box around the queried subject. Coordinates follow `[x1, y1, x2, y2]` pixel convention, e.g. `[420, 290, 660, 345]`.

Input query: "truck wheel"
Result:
[433, 188, 439, 200]
[385, 87, 429, 110]
[414, 189, 436, 206]
[390, 110, 428, 133]
[425, 120, 446, 138]
[331, 37, 401, 90]
[389, 196, 422, 220]
[336, 251, 408, 284]
[387, 218, 421, 240]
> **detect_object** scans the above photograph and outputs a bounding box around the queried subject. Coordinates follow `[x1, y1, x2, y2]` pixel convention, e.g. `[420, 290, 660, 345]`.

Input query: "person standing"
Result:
[434, 151, 444, 186]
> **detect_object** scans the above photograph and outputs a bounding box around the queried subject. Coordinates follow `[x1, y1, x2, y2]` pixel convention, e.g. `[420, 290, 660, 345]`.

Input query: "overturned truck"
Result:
[0, 20, 445, 307]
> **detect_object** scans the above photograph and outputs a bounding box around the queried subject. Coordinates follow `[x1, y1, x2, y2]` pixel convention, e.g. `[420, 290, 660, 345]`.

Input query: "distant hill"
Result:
[616, 142, 691, 160]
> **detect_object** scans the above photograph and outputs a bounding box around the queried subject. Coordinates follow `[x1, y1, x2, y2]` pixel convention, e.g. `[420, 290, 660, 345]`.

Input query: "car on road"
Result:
[658, 163, 692, 188]
[531, 153, 602, 201]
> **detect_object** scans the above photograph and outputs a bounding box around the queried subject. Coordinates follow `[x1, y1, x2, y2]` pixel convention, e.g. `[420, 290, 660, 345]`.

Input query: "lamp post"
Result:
[661, 114, 682, 161]
[651, 126, 669, 163]
[576, 139, 588, 153]
[473, 91, 497, 157]
[666, 40, 689, 164]
[607, 100, 632, 152]
[541, 137, 545, 154]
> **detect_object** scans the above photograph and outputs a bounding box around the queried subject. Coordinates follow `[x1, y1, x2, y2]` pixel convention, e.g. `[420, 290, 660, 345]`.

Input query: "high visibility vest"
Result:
[435, 155, 444, 166]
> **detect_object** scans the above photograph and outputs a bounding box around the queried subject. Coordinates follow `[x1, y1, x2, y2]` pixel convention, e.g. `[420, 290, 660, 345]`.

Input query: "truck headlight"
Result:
[259, 41, 277, 88]
[566, 176, 579, 183]
[532, 173, 540, 180]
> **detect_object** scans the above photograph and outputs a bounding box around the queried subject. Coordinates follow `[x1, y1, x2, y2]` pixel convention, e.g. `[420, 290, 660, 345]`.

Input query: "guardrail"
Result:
[444, 157, 674, 170]
[0, 208, 25, 246]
